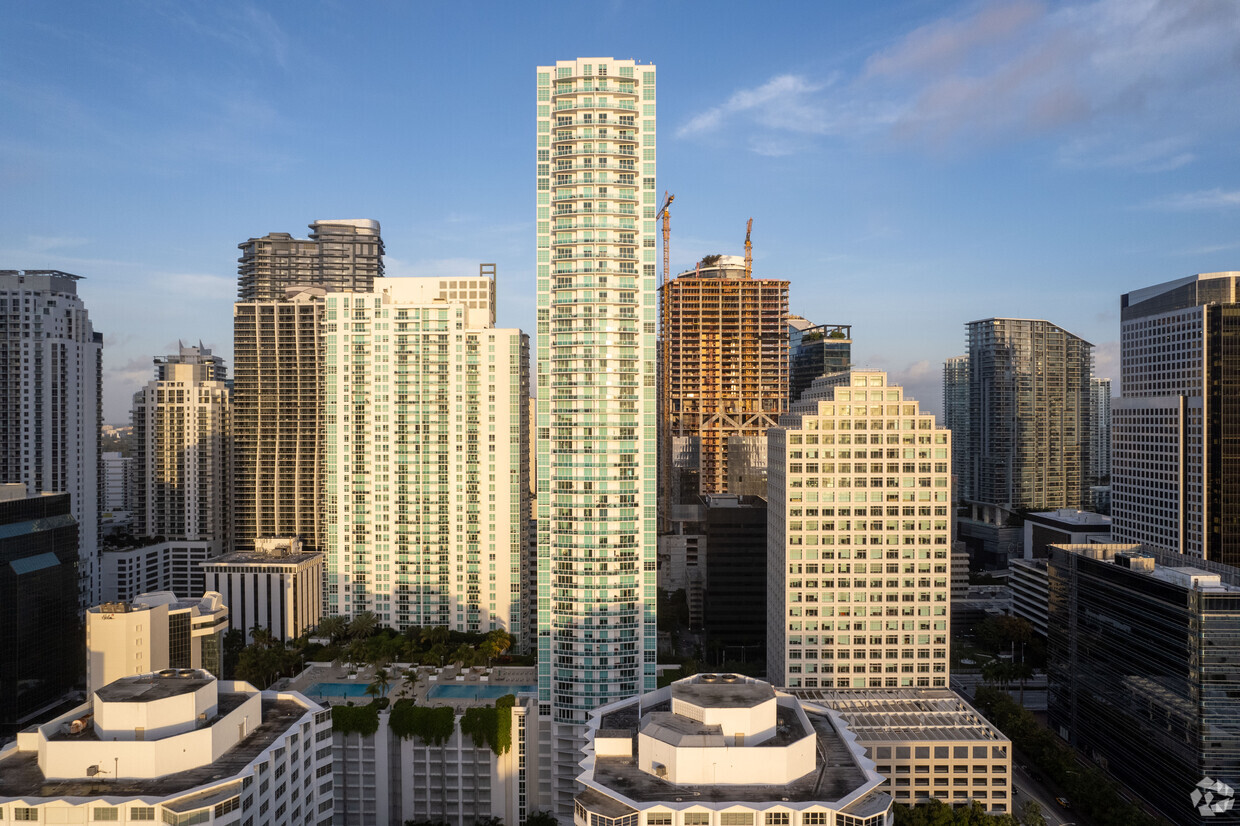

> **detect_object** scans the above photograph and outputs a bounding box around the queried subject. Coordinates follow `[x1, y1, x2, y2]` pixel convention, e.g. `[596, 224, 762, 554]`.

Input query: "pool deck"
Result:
[281, 662, 536, 710]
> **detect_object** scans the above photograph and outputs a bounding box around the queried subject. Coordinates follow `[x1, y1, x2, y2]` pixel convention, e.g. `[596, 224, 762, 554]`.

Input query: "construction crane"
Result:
[744, 218, 753, 278]
[656, 192, 675, 288]
[656, 192, 674, 532]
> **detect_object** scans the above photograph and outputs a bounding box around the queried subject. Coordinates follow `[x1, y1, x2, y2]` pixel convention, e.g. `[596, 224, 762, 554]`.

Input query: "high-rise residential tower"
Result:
[232, 218, 384, 556]
[1089, 377, 1111, 487]
[237, 219, 384, 301]
[131, 343, 231, 546]
[662, 254, 789, 496]
[232, 289, 328, 554]
[942, 355, 970, 501]
[766, 371, 952, 689]
[322, 275, 529, 636]
[965, 318, 1092, 511]
[0, 270, 102, 609]
[1112, 272, 1240, 564]
[788, 316, 853, 405]
[536, 57, 658, 808]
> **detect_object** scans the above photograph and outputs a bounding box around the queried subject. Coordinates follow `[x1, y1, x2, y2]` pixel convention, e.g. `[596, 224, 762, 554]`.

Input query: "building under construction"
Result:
[661, 254, 789, 497]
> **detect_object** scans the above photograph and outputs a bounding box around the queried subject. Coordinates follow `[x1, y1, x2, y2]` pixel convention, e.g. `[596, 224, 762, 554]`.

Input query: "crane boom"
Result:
[656, 192, 674, 289]
[744, 218, 753, 278]
[656, 192, 674, 531]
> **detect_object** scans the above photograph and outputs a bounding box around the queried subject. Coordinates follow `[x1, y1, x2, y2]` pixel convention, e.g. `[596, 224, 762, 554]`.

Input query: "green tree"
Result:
[421, 625, 450, 647]
[349, 610, 378, 640]
[317, 615, 348, 642]
[1018, 800, 1046, 826]
[369, 667, 391, 699]
[480, 629, 513, 665]
[519, 812, 558, 826]
[450, 643, 477, 668]
[222, 628, 246, 679]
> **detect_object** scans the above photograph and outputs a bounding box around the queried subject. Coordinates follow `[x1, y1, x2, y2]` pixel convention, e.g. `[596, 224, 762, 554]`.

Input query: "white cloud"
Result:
[678, 0, 1240, 161]
[153, 273, 237, 298]
[1143, 188, 1240, 211]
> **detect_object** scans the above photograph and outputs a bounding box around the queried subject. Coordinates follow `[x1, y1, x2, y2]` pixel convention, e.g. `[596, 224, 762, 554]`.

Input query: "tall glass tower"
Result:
[535, 57, 658, 807]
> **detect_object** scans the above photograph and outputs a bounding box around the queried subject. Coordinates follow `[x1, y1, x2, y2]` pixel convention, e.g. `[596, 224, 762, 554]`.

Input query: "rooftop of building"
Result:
[670, 680, 774, 709]
[1123, 271, 1240, 305]
[786, 689, 1009, 744]
[590, 695, 870, 804]
[0, 270, 84, 282]
[202, 550, 322, 567]
[90, 591, 223, 615]
[0, 697, 306, 799]
[94, 672, 213, 703]
[1025, 509, 1112, 528]
[1051, 543, 1240, 593]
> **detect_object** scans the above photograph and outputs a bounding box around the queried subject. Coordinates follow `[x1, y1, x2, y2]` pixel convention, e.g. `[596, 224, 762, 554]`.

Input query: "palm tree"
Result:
[368, 667, 390, 700]
[482, 629, 513, 665]
[317, 615, 348, 643]
[349, 611, 378, 640]
[450, 643, 476, 668]
[420, 625, 450, 648]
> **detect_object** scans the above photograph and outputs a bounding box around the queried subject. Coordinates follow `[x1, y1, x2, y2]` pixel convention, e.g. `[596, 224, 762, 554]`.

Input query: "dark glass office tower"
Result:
[0, 489, 81, 736]
[1047, 543, 1240, 826]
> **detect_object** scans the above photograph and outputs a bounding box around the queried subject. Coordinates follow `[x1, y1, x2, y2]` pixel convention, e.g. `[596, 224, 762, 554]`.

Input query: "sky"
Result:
[3, 0, 1239, 422]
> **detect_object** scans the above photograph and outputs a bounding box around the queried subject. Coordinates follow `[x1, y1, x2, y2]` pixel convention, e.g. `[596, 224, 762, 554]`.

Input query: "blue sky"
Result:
[3, 0, 1239, 422]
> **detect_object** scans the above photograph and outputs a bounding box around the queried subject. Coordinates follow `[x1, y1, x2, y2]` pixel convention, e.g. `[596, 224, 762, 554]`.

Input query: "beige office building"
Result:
[767, 371, 952, 690]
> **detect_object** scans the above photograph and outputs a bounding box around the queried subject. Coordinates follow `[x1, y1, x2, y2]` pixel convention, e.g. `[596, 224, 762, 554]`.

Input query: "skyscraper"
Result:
[965, 318, 1092, 511]
[662, 254, 789, 496]
[766, 371, 952, 689]
[1047, 543, 1240, 825]
[0, 270, 102, 609]
[536, 57, 658, 808]
[232, 289, 327, 554]
[1089, 376, 1111, 487]
[131, 343, 231, 546]
[0, 485, 80, 736]
[788, 317, 853, 405]
[322, 275, 529, 635]
[942, 355, 970, 501]
[1112, 272, 1240, 563]
[237, 219, 384, 301]
[232, 217, 384, 556]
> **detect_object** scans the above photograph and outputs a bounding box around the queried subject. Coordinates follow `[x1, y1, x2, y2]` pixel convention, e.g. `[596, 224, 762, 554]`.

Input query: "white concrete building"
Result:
[331, 692, 545, 825]
[0, 270, 102, 610]
[536, 57, 661, 810]
[0, 670, 332, 826]
[767, 371, 952, 690]
[131, 343, 231, 546]
[100, 539, 218, 602]
[790, 689, 1012, 815]
[86, 591, 229, 693]
[323, 275, 529, 635]
[203, 537, 324, 643]
[576, 674, 892, 826]
[1089, 377, 1111, 486]
[103, 451, 132, 512]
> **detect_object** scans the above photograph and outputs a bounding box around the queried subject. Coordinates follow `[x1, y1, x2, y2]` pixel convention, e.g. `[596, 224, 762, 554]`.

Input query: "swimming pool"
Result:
[427, 683, 536, 700]
[305, 682, 373, 698]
